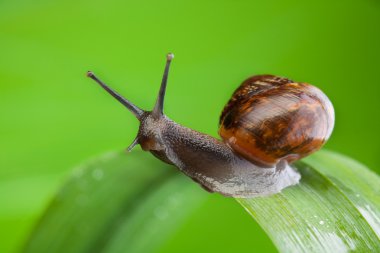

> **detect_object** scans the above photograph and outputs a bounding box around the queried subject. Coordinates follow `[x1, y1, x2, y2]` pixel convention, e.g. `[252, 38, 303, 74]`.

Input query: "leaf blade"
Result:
[305, 151, 380, 237]
[23, 150, 380, 253]
[238, 150, 380, 252]
[23, 151, 208, 253]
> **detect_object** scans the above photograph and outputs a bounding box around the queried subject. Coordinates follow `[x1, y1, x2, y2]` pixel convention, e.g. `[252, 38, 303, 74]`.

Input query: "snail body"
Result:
[87, 53, 334, 198]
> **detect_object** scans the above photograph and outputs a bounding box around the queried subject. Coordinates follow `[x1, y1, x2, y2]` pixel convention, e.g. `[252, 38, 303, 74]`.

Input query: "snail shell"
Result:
[219, 75, 335, 167]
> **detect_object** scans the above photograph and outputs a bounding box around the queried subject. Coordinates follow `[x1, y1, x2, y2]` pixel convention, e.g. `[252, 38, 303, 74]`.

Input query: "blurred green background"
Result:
[1, 0, 379, 252]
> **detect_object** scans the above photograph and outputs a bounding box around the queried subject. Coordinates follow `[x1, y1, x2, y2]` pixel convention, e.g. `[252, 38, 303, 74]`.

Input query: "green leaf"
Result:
[238, 150, 380, 252]
[23, 150, 380, 253]
[22, 152, 208, 253]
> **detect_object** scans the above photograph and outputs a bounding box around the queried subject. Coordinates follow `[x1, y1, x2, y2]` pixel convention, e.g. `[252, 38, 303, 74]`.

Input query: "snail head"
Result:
[87, 53, 175, 152]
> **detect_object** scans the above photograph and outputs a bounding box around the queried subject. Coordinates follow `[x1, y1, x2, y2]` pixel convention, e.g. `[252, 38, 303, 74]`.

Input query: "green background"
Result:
[1, 0, 379, 252]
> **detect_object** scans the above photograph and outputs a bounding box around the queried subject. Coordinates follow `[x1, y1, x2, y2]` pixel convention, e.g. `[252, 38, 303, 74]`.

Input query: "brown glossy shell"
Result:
[219, 75, 335, 167]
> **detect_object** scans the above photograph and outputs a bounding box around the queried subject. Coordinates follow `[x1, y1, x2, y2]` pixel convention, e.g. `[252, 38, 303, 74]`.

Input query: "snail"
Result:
[87, 53, 334, 198]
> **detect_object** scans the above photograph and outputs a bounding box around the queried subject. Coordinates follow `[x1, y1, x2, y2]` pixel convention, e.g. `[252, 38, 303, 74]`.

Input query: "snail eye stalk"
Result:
[86, 71, 144, 120]
[152, 53, 174, 119]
